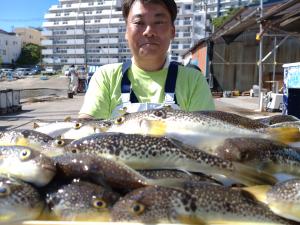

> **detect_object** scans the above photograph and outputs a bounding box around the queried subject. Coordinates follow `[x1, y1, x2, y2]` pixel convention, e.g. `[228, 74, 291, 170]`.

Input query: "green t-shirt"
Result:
[79, 62, 215, 119]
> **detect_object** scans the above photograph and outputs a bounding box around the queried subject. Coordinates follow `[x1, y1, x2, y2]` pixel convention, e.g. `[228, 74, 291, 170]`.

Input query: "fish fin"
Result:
[141, 120, 167, 136]
[231, 162, 277, 186]
[176, 214, 207, 225]
[15, 137, 30, 146]
[33, 122, 40, 129]
[148, 178, 186, 190]
[267, 127, 300, 144]
[242, 185, 270, 204]
[64, 116, 72, 122]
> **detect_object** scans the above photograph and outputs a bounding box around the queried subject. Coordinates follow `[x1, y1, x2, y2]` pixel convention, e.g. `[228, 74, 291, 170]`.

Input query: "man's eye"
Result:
[155, 21, 166, 25]
[133, 21, 144, 25]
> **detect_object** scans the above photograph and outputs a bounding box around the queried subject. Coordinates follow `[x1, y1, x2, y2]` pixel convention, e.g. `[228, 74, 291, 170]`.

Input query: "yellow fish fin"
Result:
[142, 120, 167, 137]
[176, 214, 207, 225]
[242, 185, 270, 204]
[269, 202, 300, 222]
[267, 127, 300, 144]
[16, 137, 30, 146]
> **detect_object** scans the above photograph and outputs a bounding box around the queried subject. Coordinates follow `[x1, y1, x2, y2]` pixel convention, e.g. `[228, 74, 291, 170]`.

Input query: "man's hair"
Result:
[122, 0, 177, 23]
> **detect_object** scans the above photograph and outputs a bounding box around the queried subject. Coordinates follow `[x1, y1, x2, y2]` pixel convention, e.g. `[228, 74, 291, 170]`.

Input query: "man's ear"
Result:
[125, 27, 128, 41]
[171, 25, 176, 39]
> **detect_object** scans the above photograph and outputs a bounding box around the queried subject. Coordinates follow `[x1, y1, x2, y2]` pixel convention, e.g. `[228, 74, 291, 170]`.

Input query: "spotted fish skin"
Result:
[184, 182, 298, 225]
[111, 184, 297, 224]
[0, 176, 44, 222]
[111, 186, 197, 223]
[266, 179, 300, 222]
[108, 108, 268, 133]
[107, 108, 279, 153]
[214, 137, 300, 176]
[0, 145, 56, 187]
[256, 115, 299, 126]
[53, 153, 184, 190]
[137, 169, 221, 185]
[45, 179, 120, 221]
[64, 133, 241, 181]
[0, 129, 66, 157]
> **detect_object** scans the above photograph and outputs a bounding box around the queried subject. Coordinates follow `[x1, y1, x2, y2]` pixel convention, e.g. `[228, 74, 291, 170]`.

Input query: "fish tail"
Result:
[267, 127, 300, 144]
[242, 185, 270, 204]
[231, 162, 277, 186]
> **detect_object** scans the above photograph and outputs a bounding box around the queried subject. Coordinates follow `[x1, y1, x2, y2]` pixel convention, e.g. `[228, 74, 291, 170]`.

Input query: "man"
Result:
[69, 65, 79, 95]
[79, 0, 215, 119]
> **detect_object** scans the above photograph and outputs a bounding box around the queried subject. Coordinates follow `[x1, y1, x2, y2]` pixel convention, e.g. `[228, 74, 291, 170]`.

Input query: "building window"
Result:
[63, 21, 68, 24]
[66, 4, 71, 7]
[56, 13, 61, 16]
[185, 4, 191, 10]
[88, 2, 94, 5]
[195, 16, 202, 21]
[54, 21, 59, 25]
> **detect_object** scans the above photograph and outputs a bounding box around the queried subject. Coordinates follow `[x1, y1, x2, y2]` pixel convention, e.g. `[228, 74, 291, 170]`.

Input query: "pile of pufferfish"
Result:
[1, 107, 300, 225]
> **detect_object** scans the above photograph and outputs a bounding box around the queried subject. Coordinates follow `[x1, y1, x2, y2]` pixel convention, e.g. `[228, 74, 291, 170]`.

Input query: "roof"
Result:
[212, 0, 300, 43]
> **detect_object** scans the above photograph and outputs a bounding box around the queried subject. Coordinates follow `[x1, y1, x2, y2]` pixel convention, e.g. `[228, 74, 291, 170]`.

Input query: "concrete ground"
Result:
[0, 76, 280, 130]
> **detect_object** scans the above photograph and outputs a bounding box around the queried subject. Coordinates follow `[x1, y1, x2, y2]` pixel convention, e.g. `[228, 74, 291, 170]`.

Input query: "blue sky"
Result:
[0, 0, 58, 32]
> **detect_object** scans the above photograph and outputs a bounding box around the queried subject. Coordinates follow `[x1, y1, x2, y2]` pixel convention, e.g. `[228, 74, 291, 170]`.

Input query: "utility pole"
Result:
[83, 11, 87, 71]
[258, 0, 264, 111]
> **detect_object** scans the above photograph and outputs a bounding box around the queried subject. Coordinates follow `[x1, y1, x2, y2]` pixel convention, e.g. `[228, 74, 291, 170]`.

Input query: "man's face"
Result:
[125, 0, 175, 63]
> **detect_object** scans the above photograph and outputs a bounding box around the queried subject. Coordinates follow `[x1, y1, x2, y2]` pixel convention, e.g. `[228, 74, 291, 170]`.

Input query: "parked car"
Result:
[14, 68, 31, 77]
[42, 67, 56, 75]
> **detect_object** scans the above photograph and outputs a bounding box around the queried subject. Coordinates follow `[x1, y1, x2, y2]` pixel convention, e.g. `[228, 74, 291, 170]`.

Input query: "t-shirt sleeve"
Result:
[79, 65, 121, 119]
[176, 66, 215, 111]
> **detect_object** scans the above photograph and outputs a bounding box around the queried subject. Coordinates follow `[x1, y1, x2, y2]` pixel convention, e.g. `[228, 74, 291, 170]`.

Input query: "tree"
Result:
[212, 7, 241, 29]
[0, 55, 2, 65]
[17, 43, 41, 66]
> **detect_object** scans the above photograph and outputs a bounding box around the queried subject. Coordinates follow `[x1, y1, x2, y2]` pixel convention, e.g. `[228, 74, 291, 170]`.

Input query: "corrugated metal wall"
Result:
[212, 31, 300, 92]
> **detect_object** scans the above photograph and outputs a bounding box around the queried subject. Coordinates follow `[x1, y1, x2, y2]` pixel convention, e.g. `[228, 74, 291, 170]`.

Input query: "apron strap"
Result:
[121, 60, 179, 103]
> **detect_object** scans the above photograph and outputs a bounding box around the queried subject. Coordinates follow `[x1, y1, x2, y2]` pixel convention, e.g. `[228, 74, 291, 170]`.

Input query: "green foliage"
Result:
[212, 7, 241, 29]
[16, 43, 41, 65]
[0, 55, 2, 65]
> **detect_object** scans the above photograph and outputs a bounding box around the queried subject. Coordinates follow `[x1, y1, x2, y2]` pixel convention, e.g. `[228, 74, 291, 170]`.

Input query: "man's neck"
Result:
[132, 57, 168, 72]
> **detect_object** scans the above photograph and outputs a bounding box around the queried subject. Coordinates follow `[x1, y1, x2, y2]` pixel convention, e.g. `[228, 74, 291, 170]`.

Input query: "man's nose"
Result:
[143, 25, 156, 37]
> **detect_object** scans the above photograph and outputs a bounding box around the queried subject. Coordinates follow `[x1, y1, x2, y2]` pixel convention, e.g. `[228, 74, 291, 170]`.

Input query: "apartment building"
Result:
[14, 27, 43, 47]
[42, 0, 206, 67]
[0, 29, 22, 64]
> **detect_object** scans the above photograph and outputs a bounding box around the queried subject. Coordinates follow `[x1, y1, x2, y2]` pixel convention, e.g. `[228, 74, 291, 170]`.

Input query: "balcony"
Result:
[41, 30, 53, 36]
[42, 49, 53, 55]
[41, 40, 53, 46]
[99, 38, 118, 44]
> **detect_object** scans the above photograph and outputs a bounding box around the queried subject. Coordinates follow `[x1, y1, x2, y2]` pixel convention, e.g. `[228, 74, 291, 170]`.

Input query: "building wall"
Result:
[191, 42, 207, 74]
[14, 28, 42, 46]
[212, 31, 300, 92]
[0, 31, 22, 64]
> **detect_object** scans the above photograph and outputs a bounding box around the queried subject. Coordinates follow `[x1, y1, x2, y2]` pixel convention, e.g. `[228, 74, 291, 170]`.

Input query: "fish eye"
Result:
[74, 123, 82, 129]
[130, 202, 145, 215]
[153, 110, 164, 118]
[71, 149, 78, 154]
[92, 198, 107, 209]
[54, 139, 65, 147]
[19, 149, 31, 161]
[115, 116, 125, 125]
[0, 185, 11, 197]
